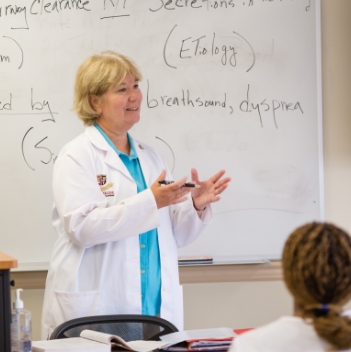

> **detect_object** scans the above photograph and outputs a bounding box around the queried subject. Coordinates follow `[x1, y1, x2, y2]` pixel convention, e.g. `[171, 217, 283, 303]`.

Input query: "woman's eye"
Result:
[118, 88, 127, 92]
[134, 84, 139, 89]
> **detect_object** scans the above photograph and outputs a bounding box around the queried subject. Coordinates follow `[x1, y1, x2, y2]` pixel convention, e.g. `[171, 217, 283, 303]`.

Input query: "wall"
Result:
[15, 282, 292, 340]
[10, 0, 351, 341]
[322, 0, 351, 228]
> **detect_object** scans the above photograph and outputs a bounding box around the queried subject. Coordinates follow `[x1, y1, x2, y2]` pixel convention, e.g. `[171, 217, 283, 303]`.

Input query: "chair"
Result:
[49, 314, 178, 341]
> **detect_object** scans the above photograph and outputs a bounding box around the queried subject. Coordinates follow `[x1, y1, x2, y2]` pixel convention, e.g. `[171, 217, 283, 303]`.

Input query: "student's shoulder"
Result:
[231, 317, 293, 344]
[230, 316, 309, 352]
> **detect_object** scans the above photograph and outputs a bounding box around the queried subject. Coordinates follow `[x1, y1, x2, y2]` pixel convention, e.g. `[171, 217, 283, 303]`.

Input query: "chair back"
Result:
[50, 314, 178, 341]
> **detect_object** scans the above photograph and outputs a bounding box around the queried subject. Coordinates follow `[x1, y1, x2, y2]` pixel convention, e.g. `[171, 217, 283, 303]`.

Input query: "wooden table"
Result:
[0, 252, 18, 352]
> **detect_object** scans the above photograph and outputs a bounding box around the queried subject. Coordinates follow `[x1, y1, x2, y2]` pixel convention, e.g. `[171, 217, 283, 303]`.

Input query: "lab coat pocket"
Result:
[53, 290, 101, 322]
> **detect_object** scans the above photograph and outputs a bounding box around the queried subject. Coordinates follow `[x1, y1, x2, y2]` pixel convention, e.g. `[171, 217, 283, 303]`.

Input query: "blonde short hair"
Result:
[73, 51, 142, 126]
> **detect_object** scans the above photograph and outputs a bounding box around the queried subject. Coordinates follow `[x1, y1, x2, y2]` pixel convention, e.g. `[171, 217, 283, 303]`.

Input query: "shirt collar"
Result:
[94, 123, 138, 160]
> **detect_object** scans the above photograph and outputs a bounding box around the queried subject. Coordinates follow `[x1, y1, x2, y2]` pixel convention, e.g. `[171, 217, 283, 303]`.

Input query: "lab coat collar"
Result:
[84, 126, 151, 185]
[85, 125, 133, 182]
[134, 140, 152, 186]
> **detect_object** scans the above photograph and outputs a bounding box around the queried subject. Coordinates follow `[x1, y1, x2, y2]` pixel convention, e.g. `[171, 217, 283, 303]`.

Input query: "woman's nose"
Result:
[129, 90, 141, 101]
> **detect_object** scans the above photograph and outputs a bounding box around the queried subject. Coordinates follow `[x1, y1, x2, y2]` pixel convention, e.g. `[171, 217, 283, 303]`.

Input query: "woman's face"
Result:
[94, 74, 142, 133]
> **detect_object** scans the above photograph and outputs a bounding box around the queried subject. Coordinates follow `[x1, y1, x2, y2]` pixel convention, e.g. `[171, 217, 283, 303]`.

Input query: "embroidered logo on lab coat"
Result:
[97, 174, 114, 197]
[97, 174, 106, 186]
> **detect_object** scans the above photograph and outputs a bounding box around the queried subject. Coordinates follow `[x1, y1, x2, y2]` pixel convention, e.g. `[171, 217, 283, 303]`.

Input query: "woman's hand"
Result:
[150, 170, 192, 209]
[190, 168, 231, 211]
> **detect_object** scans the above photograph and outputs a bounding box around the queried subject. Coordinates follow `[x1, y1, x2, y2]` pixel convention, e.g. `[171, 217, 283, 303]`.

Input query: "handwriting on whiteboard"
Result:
[0, 88, 57, 170]
[146, 81, 303, 129]
[149, 0, 310, 12]
[0, 0, 311, 31]
[163, 26, 256, 71]
[0, 0, 313, 172]
[0, 89, 56, 122]
[22, 127, 58, 171]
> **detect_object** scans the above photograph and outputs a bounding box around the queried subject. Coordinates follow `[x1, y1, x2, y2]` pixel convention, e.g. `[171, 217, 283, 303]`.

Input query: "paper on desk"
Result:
[32, 337, 110, 352]
[160, 328, 236, 345]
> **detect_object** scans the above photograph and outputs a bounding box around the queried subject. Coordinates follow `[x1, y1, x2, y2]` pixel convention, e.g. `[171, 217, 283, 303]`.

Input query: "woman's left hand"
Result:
[190, 168, 231, 211]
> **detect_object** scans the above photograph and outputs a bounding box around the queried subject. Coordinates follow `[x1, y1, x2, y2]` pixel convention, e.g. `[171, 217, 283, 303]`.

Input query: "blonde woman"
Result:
[230, 222, 351, 352]
[41, 51, 230, 339]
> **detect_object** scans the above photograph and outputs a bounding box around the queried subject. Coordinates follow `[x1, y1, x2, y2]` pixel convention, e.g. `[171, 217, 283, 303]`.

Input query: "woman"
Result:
[41, 51, 230, 339]
[230, 222, 351, 352]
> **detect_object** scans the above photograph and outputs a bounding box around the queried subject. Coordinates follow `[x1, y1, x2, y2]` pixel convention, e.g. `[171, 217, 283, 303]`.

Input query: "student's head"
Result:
[283, 222, 351, 350]
[73, 50, 142, 126]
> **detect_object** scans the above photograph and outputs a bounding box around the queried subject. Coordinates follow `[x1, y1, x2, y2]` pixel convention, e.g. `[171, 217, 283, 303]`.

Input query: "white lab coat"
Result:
[41, 126, 212, 339]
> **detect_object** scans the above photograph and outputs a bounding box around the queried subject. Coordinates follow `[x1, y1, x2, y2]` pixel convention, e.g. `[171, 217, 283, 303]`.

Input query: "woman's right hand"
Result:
[150, 170, 192, 209]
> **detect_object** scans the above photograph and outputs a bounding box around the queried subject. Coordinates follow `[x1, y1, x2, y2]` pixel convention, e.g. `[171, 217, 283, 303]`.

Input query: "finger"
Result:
[182, 187, 192, 195]
[214, 178, 230, 192]
[191, 168, 200, 183]
[172, 176, 188, 190]
[214, 177, 231, 190]
[172, 195, 189, 205]
[214, 183, 229, 195]
[156, 169, 167, 183]
[178, 187, 191, 197]
[209, 170, 227, 183]
[210, 196, 221, 203]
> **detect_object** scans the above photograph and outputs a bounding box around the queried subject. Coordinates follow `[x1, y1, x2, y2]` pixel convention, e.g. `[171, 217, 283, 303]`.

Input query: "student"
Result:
[41, 51, 230, 339]
[230, 222, 351, 352]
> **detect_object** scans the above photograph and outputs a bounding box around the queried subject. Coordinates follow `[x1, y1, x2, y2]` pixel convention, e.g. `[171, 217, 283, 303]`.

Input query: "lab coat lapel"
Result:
[133, 138, 152, 186]
[85, 126, 134, 182]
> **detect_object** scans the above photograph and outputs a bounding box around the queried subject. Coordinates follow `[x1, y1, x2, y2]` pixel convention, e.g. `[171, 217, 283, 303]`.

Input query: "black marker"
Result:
[159, 180, 200, 188]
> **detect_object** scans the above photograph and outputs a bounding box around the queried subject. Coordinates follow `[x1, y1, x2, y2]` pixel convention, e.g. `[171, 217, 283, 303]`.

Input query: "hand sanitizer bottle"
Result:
[11, 288, 32, 352]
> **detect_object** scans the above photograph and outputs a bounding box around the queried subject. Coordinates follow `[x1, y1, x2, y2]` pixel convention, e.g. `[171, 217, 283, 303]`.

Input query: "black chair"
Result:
[49, 314, 178, 341]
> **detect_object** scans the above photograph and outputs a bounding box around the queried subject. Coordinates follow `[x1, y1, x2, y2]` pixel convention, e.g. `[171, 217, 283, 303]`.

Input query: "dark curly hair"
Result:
[283, 222, 351, 350]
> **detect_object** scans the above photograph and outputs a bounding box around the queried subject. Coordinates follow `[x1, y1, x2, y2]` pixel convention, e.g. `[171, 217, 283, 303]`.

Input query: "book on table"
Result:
[32, 329, 170, 352]
[32, 327, 254, 352]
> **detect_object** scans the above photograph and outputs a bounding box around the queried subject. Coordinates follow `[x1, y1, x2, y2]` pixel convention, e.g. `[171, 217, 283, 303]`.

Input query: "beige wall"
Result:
[16, 282, 293, 341]
[322, 0, 351, 230]
[10, 0, 351, 342]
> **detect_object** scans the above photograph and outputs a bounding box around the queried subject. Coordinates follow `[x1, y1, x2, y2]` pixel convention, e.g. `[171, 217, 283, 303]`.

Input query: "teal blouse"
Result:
[95, 123, 161, 315]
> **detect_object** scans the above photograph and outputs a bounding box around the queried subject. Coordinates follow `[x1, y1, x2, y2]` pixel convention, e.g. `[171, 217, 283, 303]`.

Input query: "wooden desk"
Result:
[0, 252, 18, 352]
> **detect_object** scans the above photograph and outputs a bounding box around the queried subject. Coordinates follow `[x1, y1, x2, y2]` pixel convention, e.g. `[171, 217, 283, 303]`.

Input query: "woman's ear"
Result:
[89, 94, 102, 114]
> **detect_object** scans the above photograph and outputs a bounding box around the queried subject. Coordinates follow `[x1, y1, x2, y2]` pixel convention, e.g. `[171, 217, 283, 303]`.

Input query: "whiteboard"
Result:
[0, 0, 323, 269]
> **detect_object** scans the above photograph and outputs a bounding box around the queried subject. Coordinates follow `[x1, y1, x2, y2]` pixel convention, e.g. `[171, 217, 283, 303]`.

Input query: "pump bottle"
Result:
[11, 288, 32, 352]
